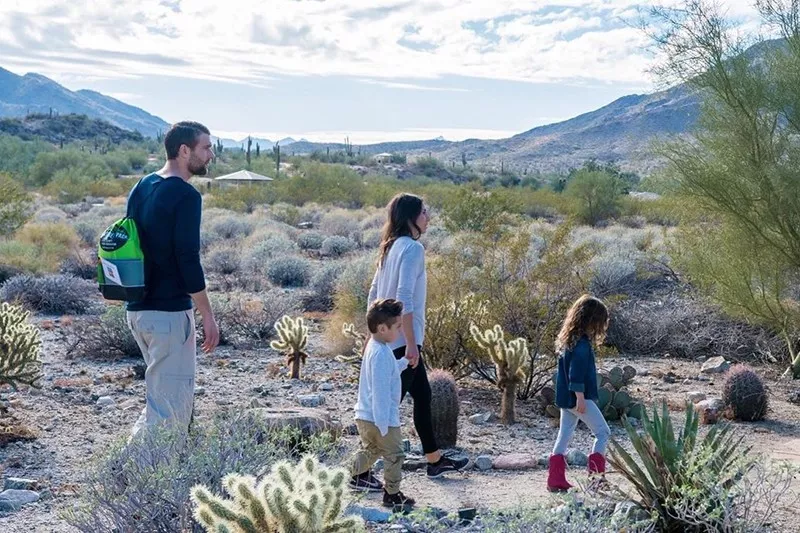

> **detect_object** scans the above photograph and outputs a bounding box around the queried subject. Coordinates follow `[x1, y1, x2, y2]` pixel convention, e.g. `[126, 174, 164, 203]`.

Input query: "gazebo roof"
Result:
[213, 170, 273, 182]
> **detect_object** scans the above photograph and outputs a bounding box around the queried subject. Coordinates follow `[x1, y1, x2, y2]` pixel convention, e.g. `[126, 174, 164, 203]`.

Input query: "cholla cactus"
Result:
[0, 302, 42, 389]
[470, 324, 528, 424]
[191, 454, 364, 533]
[270, 316, 309, 379]
[335, 323, 365, 368]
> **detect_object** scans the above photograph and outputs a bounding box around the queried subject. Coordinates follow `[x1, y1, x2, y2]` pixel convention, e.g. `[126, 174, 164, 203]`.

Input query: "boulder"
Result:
[492, 453, 538, 470]
[701, 356, 730, 374]
[247, 407, 341, 438]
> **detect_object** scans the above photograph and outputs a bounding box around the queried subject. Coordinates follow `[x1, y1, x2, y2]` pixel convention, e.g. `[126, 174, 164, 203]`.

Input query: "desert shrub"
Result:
[722, 364, 769, 421]
[319, 210, 360, 239]
[0, 240, 56, 274]
[609, 402, 797, 532]
[424, 293, 491, 379]
[0, 273, 99, 315]
[242, 233, 298, 273]
[33, 206, 68, 223]
[60, 252, 98, 280]
[204, 245, 241, 276]
[0, 264, 23, 285]
[66, 305, 141, 360]
[270, 203, 302, 226]
[324, 254, 375, 354]
[441, 188, 518, 233]
[297, 231, 325, 251]
[565, 169, 624, 226]
[64, 413, 341, 533]
[206, 184, 275, 213]
[0, 173, 32, 236]
[11, 221, 81, 272]
[212, 290, 303, 346]
[266, 256, 312, 287]
[320, 235, 357, 257]
[208, 215, 254, 240]
[589, 251, 639, 297]
[303, 263, 345, 312]
[360, 228, 382, 249]
[605, 287, 786, 362]
[73, 221, 99, 247]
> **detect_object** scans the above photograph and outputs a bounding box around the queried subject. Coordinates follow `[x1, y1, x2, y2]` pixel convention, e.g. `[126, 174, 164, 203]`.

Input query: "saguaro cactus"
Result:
[270, 316, 309, 379]
[191, 454, 364, 532]
[470, 324, 528, 424]
[0, 302, 42, 389]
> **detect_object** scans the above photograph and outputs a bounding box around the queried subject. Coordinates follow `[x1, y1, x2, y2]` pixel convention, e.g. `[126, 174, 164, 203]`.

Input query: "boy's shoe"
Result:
[348, 471, 384, 492]
[426, 455, 469, 478]
[383, 490, 416, 510]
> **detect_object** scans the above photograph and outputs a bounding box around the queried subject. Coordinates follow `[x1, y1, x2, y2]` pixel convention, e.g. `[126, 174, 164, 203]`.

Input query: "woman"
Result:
[352, 193, 468, 492]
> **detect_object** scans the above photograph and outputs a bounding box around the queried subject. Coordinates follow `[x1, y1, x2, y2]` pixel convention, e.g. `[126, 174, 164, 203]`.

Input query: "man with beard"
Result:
[125, 121, 220, 440]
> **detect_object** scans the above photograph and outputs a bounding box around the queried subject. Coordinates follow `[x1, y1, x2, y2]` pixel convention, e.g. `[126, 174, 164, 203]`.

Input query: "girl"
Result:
[358, 193, 468, 489]
[547, 294, 611, 492]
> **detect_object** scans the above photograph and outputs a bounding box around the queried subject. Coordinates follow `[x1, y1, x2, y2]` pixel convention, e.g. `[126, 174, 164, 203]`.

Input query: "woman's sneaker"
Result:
[348, 471, 383, 492]
[383, 490, 416, 511]
[426, 455, 469, 478]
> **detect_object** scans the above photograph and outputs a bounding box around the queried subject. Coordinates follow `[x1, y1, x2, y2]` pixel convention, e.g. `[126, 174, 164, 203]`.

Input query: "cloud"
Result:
[359, 79, 471, 91]
[0, 0, 763, 89]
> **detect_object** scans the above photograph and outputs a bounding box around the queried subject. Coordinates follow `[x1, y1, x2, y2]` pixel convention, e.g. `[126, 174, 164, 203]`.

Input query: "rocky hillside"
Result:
[0, 113, 144, 144]
[0, 67, 169, 137]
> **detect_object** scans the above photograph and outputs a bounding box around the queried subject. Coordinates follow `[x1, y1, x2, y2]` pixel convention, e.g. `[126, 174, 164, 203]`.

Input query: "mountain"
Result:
[0, 113, 144, 144]
[0, 66, 169, 137]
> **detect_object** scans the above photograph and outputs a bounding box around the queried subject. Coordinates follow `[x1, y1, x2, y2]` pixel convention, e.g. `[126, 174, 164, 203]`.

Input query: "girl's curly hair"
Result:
[555, 294, 609, 353]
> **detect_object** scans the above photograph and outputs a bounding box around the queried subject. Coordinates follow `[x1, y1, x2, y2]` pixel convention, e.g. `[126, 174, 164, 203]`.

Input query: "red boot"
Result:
[588, 453, 607, 488]
[547, 454, 572, 493]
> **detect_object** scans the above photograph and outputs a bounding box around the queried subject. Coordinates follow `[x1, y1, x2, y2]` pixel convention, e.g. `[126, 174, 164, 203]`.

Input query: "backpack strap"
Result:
[126, 174, 163, 219]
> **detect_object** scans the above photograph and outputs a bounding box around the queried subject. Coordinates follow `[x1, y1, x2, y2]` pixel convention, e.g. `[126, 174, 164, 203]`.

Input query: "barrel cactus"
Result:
[428, 369, 460, 448]
[721, 364, 769, 421]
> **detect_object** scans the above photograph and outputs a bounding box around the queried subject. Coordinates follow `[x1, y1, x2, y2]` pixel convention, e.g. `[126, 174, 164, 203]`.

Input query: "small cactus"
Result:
[722, 364, 769, 421]
[0, 302, 42, 389]
[270, 315, 309, 379]
[191, 454, 364, 533]
[470, 324, 528, 425]
[335, 323, 365, 368]
[428, 369, 460, 448]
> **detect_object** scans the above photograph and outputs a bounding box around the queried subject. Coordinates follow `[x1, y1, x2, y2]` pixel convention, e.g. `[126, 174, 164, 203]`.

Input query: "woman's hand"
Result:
[405, 344, 420, 368]
[575, 394, 586, 414]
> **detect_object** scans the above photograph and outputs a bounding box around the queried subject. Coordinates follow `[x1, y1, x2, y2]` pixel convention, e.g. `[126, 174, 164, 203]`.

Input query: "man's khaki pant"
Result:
[352, 420, 405, 494]
[126, 310, 196, 440]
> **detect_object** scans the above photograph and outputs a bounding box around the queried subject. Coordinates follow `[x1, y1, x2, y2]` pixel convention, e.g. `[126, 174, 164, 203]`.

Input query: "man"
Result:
[125, 121, 220, 439]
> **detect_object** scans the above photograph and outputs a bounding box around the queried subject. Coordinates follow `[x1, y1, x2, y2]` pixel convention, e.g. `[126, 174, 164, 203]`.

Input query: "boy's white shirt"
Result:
[354, 337, 409, 436]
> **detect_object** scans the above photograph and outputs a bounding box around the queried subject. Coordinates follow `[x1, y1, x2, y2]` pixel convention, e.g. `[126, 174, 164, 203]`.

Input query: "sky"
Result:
[0, 0, 762, 144]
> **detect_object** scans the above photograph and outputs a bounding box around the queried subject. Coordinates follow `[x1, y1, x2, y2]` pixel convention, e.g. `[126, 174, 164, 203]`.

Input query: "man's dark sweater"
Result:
[125, 173, 206, 312]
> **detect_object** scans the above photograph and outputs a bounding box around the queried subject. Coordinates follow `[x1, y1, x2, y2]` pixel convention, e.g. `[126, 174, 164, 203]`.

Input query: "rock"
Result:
[613, 501, 649, 524]
[0, 489, 40, 512]
[789, 390, 800, 405]
[492, 453, 538, 470]
[566, 449, 588, 467]
[402, 456, 428, 471]
[298, 394, 324, 408]
[320, 383, 334, 391]
[687, 391, 707, 404]
[344, 423, 359, 436]
[468, 412, 494, 425]
[695, 398, 725, 425]
[38, 489, 53, 501]
[215, 399, 233, 406]
[402, 439, 411, 453]
[474, 455, 493, 471]
[373, 458, 384, 471]
[96, 396, 115, 408]
[346, 504, 391, 523]
[539, 454, 550, 466]
[120, 399, 140, 411]
[701, 356, 730, 374]
[194, 387, 206, 396]
[247, 407, 341, 439]
[3, 478, 37, 491]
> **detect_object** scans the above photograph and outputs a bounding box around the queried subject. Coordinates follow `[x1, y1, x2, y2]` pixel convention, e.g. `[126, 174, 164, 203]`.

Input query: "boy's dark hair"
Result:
[367, 298, 403, 333]
[164, 121, 210, 159]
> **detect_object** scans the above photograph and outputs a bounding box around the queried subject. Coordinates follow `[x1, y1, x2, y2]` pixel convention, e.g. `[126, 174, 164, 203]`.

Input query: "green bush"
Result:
[266, 256, 312, 287]
[0, 173, 32, 237]
[66, 305, 140, 360]
[565, 169, 624, 226]
[441, 188, 519, 233]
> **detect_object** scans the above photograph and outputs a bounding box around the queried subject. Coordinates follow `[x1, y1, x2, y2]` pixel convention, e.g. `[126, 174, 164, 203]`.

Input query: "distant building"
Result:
[213, 170, 273, 187]
[372, 152, 393, 164]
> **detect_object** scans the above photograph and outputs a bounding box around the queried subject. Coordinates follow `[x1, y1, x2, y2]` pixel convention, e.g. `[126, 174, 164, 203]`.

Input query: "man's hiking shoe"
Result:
[348, 471, 383, 492]
[383, 490, 416, 511]
[426, 455, 469, 478]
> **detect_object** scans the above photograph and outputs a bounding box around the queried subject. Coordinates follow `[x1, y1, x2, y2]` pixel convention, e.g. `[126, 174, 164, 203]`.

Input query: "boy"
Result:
[350, 298, 416, 510]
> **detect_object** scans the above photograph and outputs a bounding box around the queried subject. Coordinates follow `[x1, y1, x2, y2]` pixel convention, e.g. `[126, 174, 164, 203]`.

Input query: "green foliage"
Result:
[609, 402, 755, 532]
[424, 293, 490, 379]
[413, 155, 446, 177]
[428, 369, 460, 448]
[470, 324, 528, 424]
[0, 301, 42, 389]
[266, 257, 311, 287]
[0, 134, 54, 177]
[721, 364, 769, 422]
[270, 315, 309, 379]
[440, 188, 519, 233]
[28, 148, 146, 187]
[191, 454, 364, 533]
[0, 113, 143, 145]
[207, 185, 276, 213]
[650, 1, 800, 377]
[565, 169, 624, 225]
[65, 304, 141, 360]
[0, 173, 32, 236]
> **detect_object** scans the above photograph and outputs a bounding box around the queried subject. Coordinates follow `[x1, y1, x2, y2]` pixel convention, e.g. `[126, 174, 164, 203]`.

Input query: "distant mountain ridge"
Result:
[0, 66, 169, 137]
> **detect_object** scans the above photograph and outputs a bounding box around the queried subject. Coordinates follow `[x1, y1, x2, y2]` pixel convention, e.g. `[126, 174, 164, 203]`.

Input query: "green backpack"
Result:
[96, 175, 158, 302]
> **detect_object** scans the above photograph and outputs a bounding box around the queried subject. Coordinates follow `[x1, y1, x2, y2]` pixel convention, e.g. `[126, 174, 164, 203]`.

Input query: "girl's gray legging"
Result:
[552, 399, 611, 456]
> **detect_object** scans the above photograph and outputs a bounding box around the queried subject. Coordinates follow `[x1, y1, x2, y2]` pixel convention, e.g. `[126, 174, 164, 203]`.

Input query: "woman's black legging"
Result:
[392, 345, 437, 455]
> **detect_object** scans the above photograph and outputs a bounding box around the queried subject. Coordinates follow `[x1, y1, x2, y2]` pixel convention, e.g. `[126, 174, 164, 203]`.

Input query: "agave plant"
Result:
[608, 402, 756, 532]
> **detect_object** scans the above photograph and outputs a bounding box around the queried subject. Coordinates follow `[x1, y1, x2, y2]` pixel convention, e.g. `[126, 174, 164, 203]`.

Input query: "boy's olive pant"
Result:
[353, 420, 405, 494]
